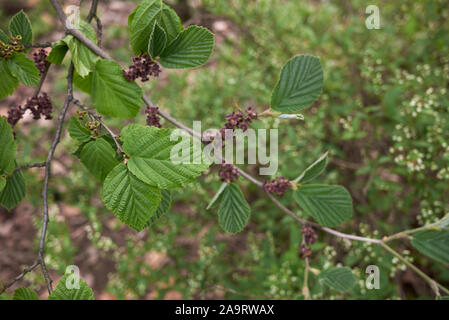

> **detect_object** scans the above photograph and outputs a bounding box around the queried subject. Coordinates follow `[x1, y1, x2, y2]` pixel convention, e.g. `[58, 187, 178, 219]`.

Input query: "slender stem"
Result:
[0, 261, 39, 295]
[383, 225, 435, 243]
[381, 243, 449, 296]
[12, 162, 46, 175]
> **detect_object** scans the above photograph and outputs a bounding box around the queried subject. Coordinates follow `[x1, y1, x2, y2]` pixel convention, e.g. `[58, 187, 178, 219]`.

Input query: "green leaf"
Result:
[159, 4, 183, 44]
[64, 22, 99, 77]
[0, 29, 10, 43]
[80, 138, 119, 181]
[0, 60, 19, 100]
[293, 151, 328, 184]
[91, 59, 143, 118]
[48, 274, 94, 300]
[121, 124, 210, 189]
[103, 163, 162, 231]
[0, 177, 6, 193]
[6, 53, 40, 86]
[160, 26, 214, 69]
[9, 10, 33, 44]
[294, 184, 353, 227]
[129, 0, 163, 55]
[319, 267, 356, 292]
[68, 116, 92, 143]
[0, 117, 17, 175]
[217, 183, 251, 234]
[13, 287, 39, 300]
[271, 55, 324, 113]
[46, 40, 68, 65]
[206, 182, 227, 210]
[0, 168, 26, 211]
[411, 230, 449, 265]
[73, 70, 92, 94]
[145, 189, 171, 227]
[148, 24, 167, 59]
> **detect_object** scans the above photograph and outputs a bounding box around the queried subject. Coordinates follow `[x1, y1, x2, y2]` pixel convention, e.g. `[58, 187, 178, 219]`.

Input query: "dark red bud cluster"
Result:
[32, 49, 50, 75]
[299, 243, 312, 259]
[301, 224, 318, 244]
[7, 93, 53, 127]
[218, 163, 240, 183]
[123, 54, 161, 82]
[145, 106, 161, 128]
[224, 107, 258, 132]
[263, 176, 290, 197]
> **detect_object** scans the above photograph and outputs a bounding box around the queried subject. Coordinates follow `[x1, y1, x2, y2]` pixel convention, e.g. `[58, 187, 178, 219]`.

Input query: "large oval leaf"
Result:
[0, 167, 26, 211]
[121, 124, 210, 189]
[411, 230, 449, 265]
[217, 183, 251, 234]
[80, 138, 119, 181]
[294, 184, 353, 227]
[103, 163, 162, 231]
[145, 189, 172, 227]
[270, 55, 323, 113]
[160, 26, 214, 69]
[6, 53, 40, 86]
[9, 10, 33, 45]
[159, 4, 183, 44]
[129, 0, 163, 54]
[0, 117, 17, 175]
[0, 61, 19, 100]
[91, 59, 143, 118]
[319, 267, 356, 292]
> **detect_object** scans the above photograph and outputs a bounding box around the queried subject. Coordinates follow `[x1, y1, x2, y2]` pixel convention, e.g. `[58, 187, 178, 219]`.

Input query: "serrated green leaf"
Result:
[320, 267, 355, 292]
[0, 29, 10, 43]
[159, 4, 183, 44]
[293, 152, 328, 184]
[0, 177, 6, 193]
[91, 59, 143, 118]
[6, 53, 40, 86]
[121, 124, 210, 189]
[411, 230, 449, 265]
[64, 21, 99, 77]
[0, 117, 17, 175]
[148, 24, 167, 59]
[80, 138, 119, 181]
[145, 189, 171, 227]
[73, 70, 92, 94]
[0, 167, 26, 211]
[0, 60, 19, 100]
[271, 55, 323, 113]
[160, 26, 214, 69]
[9, 10, 32, 45]
[217, 183, 250, 234]
[46, 40, 68, 65]
[68, 116, 92, 142]
[103, 163, 162, 231]
[48, 274, 94, 300]
[294, 184, 353, 227]
[129, 0, 163, 55]
[13, 287, 39, 300]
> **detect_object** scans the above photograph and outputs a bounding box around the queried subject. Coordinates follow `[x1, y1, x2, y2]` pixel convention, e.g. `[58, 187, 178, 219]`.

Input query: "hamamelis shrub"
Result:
[0, 0, 448, 300]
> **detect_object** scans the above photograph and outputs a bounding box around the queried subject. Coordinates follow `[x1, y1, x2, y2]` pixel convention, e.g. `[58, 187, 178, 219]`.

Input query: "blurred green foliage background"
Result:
[0, 0, 448, 300]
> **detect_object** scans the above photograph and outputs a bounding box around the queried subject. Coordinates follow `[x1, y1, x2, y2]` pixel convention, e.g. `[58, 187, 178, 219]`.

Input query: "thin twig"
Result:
[12, 162, 46, 175]
[33, 63, 51, 97]
[381, 242, 449, 296]
[39, 64, 75, 295]
[25, 42, 53, 48]
[0, 261, 39, 295]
